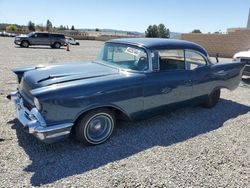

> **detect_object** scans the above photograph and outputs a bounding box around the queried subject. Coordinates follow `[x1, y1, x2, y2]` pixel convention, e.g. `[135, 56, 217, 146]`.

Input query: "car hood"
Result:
[22, 62, 120, 89]
[16, 34, 28, 38]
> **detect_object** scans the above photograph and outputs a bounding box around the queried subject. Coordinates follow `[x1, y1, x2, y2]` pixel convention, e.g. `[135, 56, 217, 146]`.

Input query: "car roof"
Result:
[107, 38, 208, 56]
[34, 32, 64, 35]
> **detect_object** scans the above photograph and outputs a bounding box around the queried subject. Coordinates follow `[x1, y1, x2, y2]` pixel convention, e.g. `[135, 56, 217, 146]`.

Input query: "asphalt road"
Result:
[0, 37, 249, 187]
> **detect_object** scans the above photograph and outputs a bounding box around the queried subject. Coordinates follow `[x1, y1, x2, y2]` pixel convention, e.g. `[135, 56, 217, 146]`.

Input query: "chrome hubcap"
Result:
[86, 114, 113, 143]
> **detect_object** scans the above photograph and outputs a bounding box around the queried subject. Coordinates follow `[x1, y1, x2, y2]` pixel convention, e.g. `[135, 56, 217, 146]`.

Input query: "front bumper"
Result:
[243, 65, 250, 76]
[14, 40, 21, 45]
[8, 91, 73, 143]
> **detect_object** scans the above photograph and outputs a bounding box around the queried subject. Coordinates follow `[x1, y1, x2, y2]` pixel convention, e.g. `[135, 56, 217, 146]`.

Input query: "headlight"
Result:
[34, 97, 42, 111]
[15, 37, 20, 41]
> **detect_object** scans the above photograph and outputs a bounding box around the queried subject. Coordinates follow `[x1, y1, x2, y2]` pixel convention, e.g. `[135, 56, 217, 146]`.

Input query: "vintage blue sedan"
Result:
[8, 38, 245, 145]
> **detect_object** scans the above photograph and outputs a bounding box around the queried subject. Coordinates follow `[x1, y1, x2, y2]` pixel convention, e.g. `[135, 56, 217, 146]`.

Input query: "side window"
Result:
[151, 51, 159, 71]
[37, 33, 49, 38]
[36, 33, 42, 37]
[159, 50, 185, 71]
[185, 50, 207, 70]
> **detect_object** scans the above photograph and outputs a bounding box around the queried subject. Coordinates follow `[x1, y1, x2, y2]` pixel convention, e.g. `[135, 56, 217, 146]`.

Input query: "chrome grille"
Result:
[241, 58, 250, 65]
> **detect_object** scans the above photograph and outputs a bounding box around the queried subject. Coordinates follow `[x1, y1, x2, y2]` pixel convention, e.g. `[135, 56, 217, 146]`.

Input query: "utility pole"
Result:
[247, 8, 250, 28]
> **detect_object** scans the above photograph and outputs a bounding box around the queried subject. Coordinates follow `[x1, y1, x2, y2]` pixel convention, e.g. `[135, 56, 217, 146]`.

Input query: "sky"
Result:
[0, 0, 250, 33]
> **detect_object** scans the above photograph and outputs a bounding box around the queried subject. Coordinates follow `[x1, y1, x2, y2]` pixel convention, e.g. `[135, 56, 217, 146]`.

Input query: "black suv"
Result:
[14, 32, 66, 48]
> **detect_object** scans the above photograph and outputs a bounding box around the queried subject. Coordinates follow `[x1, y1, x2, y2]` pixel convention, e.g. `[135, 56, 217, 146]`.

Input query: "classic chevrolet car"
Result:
[8, 38, 245, 145]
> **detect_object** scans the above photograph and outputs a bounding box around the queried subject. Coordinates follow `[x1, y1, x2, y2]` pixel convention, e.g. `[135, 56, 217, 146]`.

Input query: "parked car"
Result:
[0, 31, 16, 37]
[65, 37, 80, 45]
[14, 32, 65, 48]
[8, 38, 245, 145]
[233, 49, 250, 76]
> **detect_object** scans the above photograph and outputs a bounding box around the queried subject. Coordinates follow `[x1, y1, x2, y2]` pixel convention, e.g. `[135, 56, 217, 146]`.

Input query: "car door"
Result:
[33, 33, 50, 45]
[143, 49, 193, 114]
[185, 50, 212, 97]
[29, 33, 39, 45]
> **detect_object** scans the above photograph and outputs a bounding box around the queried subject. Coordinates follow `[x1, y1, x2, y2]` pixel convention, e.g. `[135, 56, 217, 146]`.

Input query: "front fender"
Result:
[73, 103, 132, 122]
[13, 65, 45, 83]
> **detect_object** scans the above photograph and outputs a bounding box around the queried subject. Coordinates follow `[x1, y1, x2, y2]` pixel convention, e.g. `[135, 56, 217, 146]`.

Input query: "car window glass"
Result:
[37, 33, 49, 38]
[151, 51, 159, 71]
[97, 43, 148, 71]
[185, 50, 207, 70]
[159, 50, 185, 71]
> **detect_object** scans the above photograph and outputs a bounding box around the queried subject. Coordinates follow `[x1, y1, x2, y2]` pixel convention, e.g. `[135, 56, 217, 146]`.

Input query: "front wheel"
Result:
[21, 41, 29, 48]
[75, 108, 115, 145]
[202, 89, 221, 108]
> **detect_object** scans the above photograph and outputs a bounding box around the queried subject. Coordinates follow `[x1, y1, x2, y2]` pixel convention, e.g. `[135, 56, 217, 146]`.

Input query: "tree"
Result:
[46, 19, 53, 31]
[28, 21, 35, 31]
[158, 23, 170, 38]
[145, 25, 159, 37]
[95, 28, 100, 32]
[36, 24, 45, 31]
[71, 25, 75, 30]
[59, 25, 64, 30]
[145, 24, 170, 38]
[191, 29, 202, 33]
[6, 25, 18, 31]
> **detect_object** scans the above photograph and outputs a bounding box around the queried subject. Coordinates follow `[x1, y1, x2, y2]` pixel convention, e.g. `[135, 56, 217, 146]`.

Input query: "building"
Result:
[181, 9, 250, 58]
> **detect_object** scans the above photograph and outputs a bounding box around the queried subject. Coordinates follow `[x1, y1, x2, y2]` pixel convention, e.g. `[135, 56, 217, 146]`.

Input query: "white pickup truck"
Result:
[233, 49, 250, 76]
[65, 37, 80, 45]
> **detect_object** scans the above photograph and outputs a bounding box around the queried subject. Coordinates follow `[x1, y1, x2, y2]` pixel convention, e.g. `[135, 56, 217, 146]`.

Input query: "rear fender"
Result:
[210, 62, 245, 90]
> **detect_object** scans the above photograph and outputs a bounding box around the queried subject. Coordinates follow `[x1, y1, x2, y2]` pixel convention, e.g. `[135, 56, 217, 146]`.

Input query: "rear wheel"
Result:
[75, 108, 115, 145]
[202, 89, 221, 108]
[21, 41, 29, 48]
[54, 42, 61, 49]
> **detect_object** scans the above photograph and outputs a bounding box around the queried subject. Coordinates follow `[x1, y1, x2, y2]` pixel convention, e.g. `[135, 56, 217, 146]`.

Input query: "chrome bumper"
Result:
[243, 64, 250, 76]
[8, 91, 73, 143]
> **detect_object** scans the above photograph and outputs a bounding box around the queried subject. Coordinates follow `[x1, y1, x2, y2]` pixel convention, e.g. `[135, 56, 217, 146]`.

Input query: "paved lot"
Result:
[0, 37, 249, 187]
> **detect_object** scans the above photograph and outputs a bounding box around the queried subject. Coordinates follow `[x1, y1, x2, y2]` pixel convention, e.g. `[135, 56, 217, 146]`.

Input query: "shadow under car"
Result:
[8, 98, 250, 186]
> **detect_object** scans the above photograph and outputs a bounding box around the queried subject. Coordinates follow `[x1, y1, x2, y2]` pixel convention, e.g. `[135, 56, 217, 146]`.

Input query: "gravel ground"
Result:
[0, 37, 249, 187]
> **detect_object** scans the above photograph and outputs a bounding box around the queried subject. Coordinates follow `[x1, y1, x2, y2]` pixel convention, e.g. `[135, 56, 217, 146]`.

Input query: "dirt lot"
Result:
[0, 37, 249, 187]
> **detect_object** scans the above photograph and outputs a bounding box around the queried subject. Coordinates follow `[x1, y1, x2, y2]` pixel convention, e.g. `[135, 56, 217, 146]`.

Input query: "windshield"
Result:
[96, 43, 148, 71]
[27, 32, 35, 37]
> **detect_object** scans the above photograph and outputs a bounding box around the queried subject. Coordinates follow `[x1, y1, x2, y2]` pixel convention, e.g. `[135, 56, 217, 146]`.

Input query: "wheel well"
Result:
[21, 40, 30, 44]
[71, 106, 130, 134]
